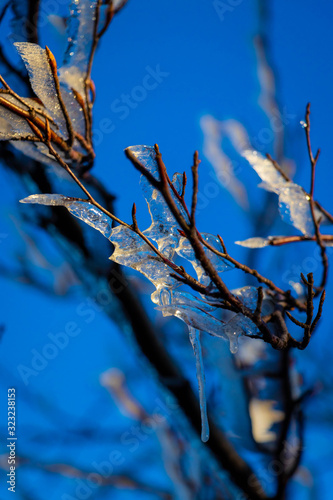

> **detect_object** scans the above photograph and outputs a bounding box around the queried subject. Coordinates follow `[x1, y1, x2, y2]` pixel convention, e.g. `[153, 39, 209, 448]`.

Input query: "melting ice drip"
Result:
[19, 146, 265, 441]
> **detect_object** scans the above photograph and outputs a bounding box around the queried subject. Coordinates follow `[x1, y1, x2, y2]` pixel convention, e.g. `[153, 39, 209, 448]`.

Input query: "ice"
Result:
[176, 233, 234, 285]
[60, 83, 86, 138]
[152, 289, 218, 312]
[109, 225, 178, 289]
[0, 116, 30, 140]
[233, 286, 258, 309]
[59, 66, 85, 96]
[218, 286, 276, 351]
[156, 302, 225, 336]
[20, 194, 75, 206]
[171, 172, 184, 196]
[153, 287, 259, 355]
[20, 193, 178, 289]
[0, 92, 66, 143]
[14, 43, 68, 139]
[278, 183, 316, 236]
[188, 327, 209, 442]
[20, 194, 113, 237]
[219, 287, 262, 352]
[128, 145, 189, 255]
[11, 141, 58, 165]
[62, 0, 98, 96]
[235, 237, 271, 248]
[223, 316, 251, 353]
[0, 94, 35, 138]
[21, 145, 259, 355]
[242, 149, 286, 186]
[110, 0, 127, 11]
[242, 149, 326, 236]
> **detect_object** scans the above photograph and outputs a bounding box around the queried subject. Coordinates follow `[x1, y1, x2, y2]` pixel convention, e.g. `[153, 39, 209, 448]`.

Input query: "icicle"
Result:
[188, 327, 209, 442]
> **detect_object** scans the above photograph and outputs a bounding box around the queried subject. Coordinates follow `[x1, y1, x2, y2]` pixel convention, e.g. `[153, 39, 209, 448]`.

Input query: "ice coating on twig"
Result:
[176, 233, 234, 285]
[243, 150, 285, 186]
[235, 237, 272, 248]
[0, 115, 30, 140]
[60, 83, 86, 138]
[20, 194, 113, 238]
[20, 155, 265, 438]
[11, 142, 58, 165]
[128, 145, 189, 256]
[277, 183, 316, 236]
[188, 327, 209, 442]
[19, 149, 250, 356]
[14, 43, 68, 138]
[19, 155, 259, 356]
[110, 225, 178, 289]
[19, 193, 178, 290]
[0, 95, 37, 138]
[242, 149, 324, 236]
[61, 0, 98, 95]
[0, 42, 86, 163]
[224, 287, 263, 353]
[20, 194, 73, 206]
[151, 289, 218, 312]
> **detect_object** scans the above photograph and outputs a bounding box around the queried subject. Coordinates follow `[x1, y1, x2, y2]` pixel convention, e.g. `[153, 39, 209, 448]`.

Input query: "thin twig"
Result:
[190, 151, 200, 227]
